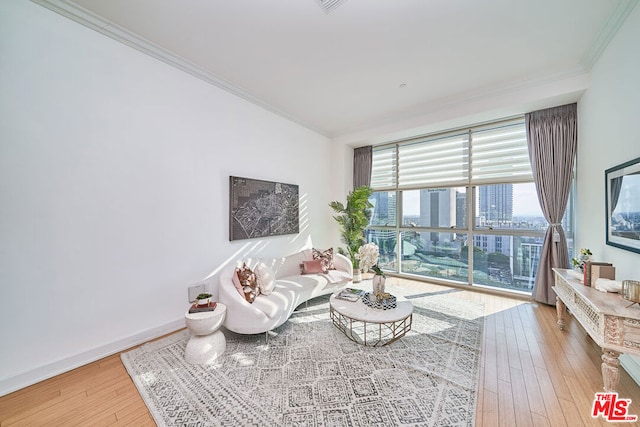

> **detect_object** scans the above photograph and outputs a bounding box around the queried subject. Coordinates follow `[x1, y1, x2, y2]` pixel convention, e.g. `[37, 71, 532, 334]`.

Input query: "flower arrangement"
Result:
[571, 248, 593, 271]
[357, 243, 379, 273]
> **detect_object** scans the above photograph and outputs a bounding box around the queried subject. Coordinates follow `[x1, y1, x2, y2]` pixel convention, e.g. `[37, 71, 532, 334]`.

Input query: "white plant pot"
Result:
[353, 270, 362, 283]
[197, 298, 210, 306]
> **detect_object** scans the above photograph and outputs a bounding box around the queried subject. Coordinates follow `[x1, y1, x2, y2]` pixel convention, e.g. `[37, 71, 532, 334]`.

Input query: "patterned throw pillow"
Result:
[236, 263, 260, 303]
[312, 247, 335, 271]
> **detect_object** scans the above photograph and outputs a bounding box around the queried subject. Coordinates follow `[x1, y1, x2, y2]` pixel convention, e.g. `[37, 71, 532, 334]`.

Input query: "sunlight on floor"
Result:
[390, 276, 530, 319]
[230, 352, 257, 367]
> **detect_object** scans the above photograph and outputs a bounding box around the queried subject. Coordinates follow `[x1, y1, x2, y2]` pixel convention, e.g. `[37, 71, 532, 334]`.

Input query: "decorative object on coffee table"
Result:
[335, 287, 366, 302]
[362, 292, 396, 310]
[357, 243, 378, 272]
[356, 242, 379, 285]
[371, 264, 386, 294]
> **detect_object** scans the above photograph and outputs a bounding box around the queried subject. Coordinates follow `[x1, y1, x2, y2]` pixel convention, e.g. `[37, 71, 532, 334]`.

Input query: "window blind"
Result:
[371, 146, 397, 189]
[398, 132, 469, 188]
[370, 117, 532, 190]
[471, 120, 532, 184]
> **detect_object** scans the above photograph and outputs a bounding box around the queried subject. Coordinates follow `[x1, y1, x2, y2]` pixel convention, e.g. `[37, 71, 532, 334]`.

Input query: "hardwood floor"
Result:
[2, 278, 640, 426]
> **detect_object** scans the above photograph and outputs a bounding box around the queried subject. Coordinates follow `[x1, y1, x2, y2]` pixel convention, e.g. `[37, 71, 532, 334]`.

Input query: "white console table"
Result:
[553, 268, 640, 391]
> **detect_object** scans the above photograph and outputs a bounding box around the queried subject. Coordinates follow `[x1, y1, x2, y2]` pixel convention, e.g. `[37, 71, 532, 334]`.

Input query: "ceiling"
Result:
[37, 0, 637, 139]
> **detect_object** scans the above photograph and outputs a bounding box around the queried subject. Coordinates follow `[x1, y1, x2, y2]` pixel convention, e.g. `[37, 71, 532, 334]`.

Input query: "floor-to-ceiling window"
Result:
[366, 117, 574, 294]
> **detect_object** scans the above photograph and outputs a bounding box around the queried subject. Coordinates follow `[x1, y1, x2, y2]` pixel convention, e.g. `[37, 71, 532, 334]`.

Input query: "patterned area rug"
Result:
[121, 286, 484, 426]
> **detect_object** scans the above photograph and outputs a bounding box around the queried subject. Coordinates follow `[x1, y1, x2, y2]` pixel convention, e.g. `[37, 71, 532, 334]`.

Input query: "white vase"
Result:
[372, 274, 386, 294]
[353, 270, 362, 283]
[197, 297, 210, 306]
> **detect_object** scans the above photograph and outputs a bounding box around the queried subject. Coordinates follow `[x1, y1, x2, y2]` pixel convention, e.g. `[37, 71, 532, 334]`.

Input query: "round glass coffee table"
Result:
[329, 290, 413, 346]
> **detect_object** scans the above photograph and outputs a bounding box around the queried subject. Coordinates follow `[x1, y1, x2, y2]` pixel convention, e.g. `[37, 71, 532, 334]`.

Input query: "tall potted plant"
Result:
[329, 186, 373, 279]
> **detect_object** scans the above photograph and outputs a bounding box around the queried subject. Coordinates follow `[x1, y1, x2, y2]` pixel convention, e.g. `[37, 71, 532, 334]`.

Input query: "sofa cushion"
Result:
[301, 259, 326, 274]
[255, 262, 276, 295]
[237, 263, 260, 303]
[252, 280, 301, 319]
[274, 249, 313, 278]
[313, 247, 335, 270]
[321, 270, 353, 284]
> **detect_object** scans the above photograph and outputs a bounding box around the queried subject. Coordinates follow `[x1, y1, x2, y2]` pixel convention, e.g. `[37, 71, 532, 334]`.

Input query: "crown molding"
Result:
[581, 0, 638, 70]
[29, 0, 638, 140]
[29, 0, 329, 137]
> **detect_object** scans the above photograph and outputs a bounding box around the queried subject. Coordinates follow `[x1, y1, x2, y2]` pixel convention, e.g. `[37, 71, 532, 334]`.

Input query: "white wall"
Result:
[577, 4, 640, 383]
[0, 1, 333, 395]
[577, 5, 640, 280]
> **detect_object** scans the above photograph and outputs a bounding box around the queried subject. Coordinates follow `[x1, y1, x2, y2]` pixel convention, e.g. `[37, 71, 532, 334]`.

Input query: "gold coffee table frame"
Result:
[329, 292, 413, 346]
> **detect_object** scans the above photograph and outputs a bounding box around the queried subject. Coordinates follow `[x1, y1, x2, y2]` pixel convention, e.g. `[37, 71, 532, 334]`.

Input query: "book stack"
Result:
[188, 301, 217, 313]
[335, 288, 365, 302]
[583, 262, 615, 287]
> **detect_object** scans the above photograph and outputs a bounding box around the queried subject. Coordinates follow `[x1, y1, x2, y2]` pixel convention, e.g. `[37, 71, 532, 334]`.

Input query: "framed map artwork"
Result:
[229, 176, 300, 241]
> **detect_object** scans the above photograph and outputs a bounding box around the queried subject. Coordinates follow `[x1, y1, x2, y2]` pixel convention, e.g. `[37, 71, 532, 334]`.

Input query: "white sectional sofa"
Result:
[218, 249, 352, 334]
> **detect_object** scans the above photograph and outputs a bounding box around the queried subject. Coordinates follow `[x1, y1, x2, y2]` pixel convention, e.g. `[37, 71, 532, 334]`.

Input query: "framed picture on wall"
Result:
[605, 157, 640, 254]
[229, 176, 299, 241]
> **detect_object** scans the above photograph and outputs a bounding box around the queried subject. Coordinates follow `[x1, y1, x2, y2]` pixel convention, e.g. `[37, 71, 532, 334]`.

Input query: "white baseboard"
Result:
[0, 318, 185, 397]
[621, 354, 640, 387]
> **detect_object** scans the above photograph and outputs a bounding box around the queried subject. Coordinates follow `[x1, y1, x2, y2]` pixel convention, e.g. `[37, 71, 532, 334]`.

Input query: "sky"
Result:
[614, 175, 640, 213]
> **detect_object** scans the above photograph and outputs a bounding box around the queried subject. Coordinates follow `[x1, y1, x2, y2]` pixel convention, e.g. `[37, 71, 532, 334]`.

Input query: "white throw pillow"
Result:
[274, 250, 312, 278]
[254, 262, 276, 295]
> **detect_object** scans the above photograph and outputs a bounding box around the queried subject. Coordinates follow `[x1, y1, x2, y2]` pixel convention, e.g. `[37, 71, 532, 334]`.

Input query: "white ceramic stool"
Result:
[184, 303, 227, 364]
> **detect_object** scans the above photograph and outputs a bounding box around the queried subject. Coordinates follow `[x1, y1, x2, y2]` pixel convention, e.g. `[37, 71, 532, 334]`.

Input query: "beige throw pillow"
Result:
[254, 262, 276, 295]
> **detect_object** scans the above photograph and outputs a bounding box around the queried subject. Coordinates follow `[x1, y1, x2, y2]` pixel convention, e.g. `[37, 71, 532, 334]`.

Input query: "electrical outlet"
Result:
[188, 283, 206, 303]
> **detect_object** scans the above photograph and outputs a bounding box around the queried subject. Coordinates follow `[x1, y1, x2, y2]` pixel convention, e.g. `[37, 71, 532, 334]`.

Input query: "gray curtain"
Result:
[611, 176, 623, 213]
[526, 103, 577, 305]
[353, 146, 372, 188]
